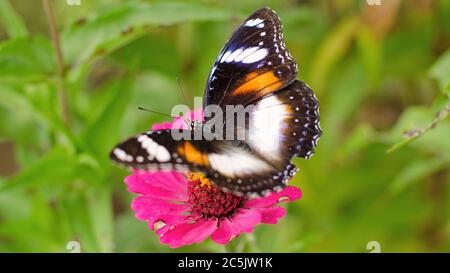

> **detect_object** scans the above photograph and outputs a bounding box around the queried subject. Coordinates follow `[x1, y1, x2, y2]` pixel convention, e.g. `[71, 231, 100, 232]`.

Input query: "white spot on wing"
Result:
[209, 149, 271, 177]
[225, 48, 243, 63]
[220, 47, 267, 64]
[113, 148, 132, 162]
[137, 135, 171, 162]
[210, 65, 217, 77]
[248, 95, 289, 160]
[220, 50, 231, 63]
[241, 48, 268, 64]
[234, 47, 259, 62]
[155, 145, 171, 162]
[245, 18, 264, 27]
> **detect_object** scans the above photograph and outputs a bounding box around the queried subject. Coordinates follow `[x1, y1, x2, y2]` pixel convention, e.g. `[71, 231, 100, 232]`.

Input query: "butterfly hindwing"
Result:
[279, 80, 321, 159]
[110, 130, 299, 196]
[207, 165, 299, 197]
[198, 140, 298, 196]
[244, 80, 321, 164]
[204, 7, 298, 109]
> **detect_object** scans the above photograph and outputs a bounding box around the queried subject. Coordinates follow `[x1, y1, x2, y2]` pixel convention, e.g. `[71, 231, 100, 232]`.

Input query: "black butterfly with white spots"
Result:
[110, 7, 321, 197]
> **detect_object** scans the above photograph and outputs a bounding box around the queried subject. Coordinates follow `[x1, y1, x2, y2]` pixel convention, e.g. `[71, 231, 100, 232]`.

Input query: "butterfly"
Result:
[110, 7, 321, 197]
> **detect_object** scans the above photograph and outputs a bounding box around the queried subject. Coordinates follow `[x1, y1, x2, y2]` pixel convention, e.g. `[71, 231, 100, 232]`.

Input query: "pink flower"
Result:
[124, 109, 302, 248]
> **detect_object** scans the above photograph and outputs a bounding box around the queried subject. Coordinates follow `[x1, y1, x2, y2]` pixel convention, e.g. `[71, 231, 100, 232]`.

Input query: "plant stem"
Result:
[387, 102, 450, 153]
[42, 0, 64, 77]
[42, 0, 70, 125]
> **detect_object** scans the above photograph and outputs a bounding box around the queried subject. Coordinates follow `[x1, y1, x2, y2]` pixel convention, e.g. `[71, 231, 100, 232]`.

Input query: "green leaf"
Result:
[0, 189, 32, 221]
[0, 0, 28, 38]
[0, 192, 68, 252]
[356, 25, 381, 85]
[383, 23, 434, 79]
[0, 147, 75, 192]
[0, 84, 50, 146]
[317, 59, 370, 161]
[114, 211, 167, 252]
[388, 157, 448, 195]
[384, 105, 450, 155]
[88, 188, 114, 252]
[337, 124, 376, 159]
[62, 2, 231, 68]
[0, 35, 55, 82]
[81, 77, 135, 164]
[111, 35, 181, 76]
[57, 186, 115, 253]
[310, 16, 359, 93]
[0, 83, 77, 151]
[429, 49, 450, 95]
[60, 192, 100, 252]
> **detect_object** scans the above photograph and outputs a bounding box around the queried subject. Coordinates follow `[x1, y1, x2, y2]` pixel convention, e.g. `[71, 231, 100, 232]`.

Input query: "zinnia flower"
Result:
[124, 109, 302, 248]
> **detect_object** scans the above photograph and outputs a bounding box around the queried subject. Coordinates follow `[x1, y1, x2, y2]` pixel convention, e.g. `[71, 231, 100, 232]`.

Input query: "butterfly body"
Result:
[111, 7, 321, 197]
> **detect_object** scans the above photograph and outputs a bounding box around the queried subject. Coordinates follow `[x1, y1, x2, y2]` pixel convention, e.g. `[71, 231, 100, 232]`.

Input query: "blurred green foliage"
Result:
[0, 0, 449, 252]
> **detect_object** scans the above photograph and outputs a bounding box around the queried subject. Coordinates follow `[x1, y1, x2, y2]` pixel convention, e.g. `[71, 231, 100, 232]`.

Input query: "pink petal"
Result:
[171, 117, 189, 130]
[150, 222, 171, 235]
[125, 171, 188, 201]
[257, 207, 286, 224]
[131, 196, 189, 224]
[244, 186, 302, 208]
[211, 209, 262, 245]
[227, 209, 262, 233]
[211, 219, 235, 244]
[147, 214, 193, 235]
[151, 121, 173, 130]
[160, 219, 218, 248]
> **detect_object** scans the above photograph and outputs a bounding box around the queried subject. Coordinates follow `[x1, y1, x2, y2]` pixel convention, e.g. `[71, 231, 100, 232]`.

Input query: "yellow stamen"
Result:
[187, 172, 211, 188]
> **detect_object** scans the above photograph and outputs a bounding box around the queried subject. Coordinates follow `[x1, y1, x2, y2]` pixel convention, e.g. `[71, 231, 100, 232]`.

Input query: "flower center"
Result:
[187, 172, 245, 219]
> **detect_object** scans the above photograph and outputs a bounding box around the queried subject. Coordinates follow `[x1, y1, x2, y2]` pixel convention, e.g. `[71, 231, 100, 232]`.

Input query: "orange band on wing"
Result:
[178, 142, 210, 166]
[232, 71, 283, 96]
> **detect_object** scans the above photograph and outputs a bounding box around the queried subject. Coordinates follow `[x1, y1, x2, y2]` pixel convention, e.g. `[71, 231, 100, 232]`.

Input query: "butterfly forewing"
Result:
[204, 7, 298, 109]
[111, 130, 207, 172]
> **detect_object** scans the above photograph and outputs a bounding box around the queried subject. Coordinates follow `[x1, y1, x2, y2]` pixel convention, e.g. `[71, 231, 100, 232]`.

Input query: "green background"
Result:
[0, 0, 449, 252]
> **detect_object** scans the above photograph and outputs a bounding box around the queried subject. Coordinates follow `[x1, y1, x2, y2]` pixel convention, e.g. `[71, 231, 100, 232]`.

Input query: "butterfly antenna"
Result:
[138, 107, 176, 119]
[176, 77, 189, 107]
[138, 107, 191, 126]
